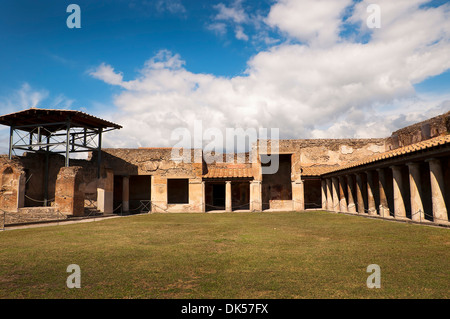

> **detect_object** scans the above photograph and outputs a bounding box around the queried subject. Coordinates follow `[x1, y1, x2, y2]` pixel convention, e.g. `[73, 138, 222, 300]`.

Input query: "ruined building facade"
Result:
[1, 110, 449, 227]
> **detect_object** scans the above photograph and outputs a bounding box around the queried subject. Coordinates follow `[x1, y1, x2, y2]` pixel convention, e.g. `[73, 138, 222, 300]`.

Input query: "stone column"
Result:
[376, 168, 390, 218]
[427, 158, 448, 223]
[406, 162, 425, 222]
[321, 179, 327, 210]
[366, 171, 377, 215]
[225, 181, 232, 212]
[338, 176, 348, 212]
[332, 177, 339, 212]
[326, 178, 333, 211]
[391, 166, 407, 220]
[346, 175, 356, 214]
[122, 176, 129, 213]
[249, 180, 262, 212]
[355, 173, 366, 214]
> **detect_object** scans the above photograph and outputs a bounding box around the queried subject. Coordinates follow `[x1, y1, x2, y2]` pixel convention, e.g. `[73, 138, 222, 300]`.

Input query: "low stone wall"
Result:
[1, 207, 67, 227]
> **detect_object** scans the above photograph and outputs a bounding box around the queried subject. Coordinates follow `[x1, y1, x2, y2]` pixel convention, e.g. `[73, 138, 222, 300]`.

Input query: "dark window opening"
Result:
[167, 179, 189, 204]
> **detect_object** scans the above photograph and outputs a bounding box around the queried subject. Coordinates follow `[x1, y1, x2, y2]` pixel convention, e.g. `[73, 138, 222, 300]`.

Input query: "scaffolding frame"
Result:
[1, 109, 121, 207]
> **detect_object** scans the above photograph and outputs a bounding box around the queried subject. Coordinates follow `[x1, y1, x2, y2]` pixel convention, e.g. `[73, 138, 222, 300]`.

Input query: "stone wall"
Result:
[1, 207, 66, 227]
[386, 111, 450, 150]
[0, 157, 25, 212]
[100, 148, 203, 178]
[253, 138, 386, 181]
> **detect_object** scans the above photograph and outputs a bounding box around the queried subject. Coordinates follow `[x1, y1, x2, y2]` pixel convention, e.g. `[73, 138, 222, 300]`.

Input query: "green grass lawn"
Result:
[0, 211, 449, 299]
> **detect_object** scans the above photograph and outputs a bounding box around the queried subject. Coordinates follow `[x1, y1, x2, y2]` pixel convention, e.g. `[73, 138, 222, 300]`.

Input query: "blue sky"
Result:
[0, 0, 449, 152]
[0, 1, 274, 108]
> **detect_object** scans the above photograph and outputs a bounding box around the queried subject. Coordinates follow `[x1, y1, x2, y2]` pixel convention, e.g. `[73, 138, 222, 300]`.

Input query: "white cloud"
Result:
[0, 83, 49, 114]
[214, 1, 249, 24]
[89, 63, 125, 87]
[266, 0, 353, 47]
[206, 22, 228, 36]
[90, 1, 450, 152]
[235, 26, 249, 41]
[155, 0, 186, 14]
[208, 0, 258, 42]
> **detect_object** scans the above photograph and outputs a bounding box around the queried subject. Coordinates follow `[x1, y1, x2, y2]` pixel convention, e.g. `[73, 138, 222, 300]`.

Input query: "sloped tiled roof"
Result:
[301, 165, 340, 176]
[0, 108, 122, 131]
[203, 167, 253, 179]
[321, 134, 450, 175]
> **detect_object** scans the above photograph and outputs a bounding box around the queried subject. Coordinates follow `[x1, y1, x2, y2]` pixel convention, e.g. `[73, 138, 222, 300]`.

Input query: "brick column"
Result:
[225, 181, 232, 212]
[391, 165, 407, 220]
[55, 166, 84, 217]
[355, 173, 365, 214]
[346, 175, 356, 214]
[332, 177, 339, 212]
[326, 178, 333, 211]
[122, 176, 129, 213]
[338, 176, 348, 212]
[366, 171, 377, 215]
[406, 162, 425, 222]
[426, 158, 448, 223]
[376, 168, 390, 218]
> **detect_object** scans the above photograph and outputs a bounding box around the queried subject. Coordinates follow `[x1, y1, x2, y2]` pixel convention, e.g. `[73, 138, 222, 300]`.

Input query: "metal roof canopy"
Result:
[0, 108, 122, 170]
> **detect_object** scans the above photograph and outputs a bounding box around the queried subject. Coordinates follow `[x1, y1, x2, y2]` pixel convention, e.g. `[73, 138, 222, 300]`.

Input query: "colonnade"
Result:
[321, 157, 449, 225]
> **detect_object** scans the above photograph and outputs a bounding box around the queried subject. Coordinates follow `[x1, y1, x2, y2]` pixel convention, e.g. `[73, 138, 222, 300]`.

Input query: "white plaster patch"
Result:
[340, 145, 354, 154]
[367, 144, 384, 153]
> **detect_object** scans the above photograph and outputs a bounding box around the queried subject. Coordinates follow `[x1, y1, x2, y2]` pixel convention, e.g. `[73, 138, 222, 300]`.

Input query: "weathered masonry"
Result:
[0, 108, 449, 227]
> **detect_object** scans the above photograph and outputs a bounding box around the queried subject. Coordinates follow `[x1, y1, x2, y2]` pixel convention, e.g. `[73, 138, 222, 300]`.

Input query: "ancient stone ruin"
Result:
[0, 108, 449, 228]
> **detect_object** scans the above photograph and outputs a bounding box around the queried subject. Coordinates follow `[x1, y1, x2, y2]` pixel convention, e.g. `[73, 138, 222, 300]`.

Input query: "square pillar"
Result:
[151, 176, 167, 212]
[55, 166, 85, 217]
[292, 180, 304, 211]
[406, 162, 425, 222]
[122, 176, 129, 213]
[97, 168, 114, 214]
[426, 158, 448, 224]
[189, 179, 204, 212]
